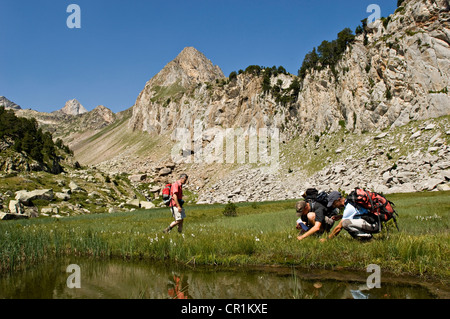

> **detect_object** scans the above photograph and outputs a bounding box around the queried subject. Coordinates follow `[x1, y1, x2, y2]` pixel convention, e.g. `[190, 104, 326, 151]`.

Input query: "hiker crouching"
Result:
[164, 174, 188, 234]
[325, 201, 379, 241]
[297, 191, 345, 241]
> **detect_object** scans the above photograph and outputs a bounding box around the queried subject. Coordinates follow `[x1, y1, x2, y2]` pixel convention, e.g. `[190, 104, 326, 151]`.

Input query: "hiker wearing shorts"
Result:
[325, 201, 379, 241]
[297, 191, 345, 241]
[164, 174, 188, 234]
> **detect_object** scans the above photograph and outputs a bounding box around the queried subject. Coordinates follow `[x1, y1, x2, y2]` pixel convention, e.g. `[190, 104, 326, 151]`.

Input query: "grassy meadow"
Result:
[0, 191, 449, 282]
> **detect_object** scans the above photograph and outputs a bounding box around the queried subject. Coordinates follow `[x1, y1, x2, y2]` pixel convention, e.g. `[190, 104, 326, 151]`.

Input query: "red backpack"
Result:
[347, 188, 399, 231]
[162, 184, 172, 206]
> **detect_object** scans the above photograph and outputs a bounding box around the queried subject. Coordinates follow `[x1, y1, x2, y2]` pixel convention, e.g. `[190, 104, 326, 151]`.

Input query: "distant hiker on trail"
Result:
[164, 174, 189, 234]
[296, 191, 345, 241]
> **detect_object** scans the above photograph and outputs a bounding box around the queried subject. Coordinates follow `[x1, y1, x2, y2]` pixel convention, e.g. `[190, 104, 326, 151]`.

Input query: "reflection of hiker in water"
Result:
[167, 273, 189, 299]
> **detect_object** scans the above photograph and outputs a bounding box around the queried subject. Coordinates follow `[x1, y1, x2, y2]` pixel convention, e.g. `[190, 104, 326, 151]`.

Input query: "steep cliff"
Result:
[129, 0, 449, 141]
[130, 47, 225, 133]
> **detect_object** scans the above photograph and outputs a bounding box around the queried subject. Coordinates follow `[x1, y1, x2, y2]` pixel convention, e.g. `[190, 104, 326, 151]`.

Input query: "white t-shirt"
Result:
[343, 202, 369, 220]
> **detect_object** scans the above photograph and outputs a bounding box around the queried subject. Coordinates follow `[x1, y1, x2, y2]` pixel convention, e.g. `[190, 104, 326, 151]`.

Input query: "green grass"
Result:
[0, 191, 449, 282]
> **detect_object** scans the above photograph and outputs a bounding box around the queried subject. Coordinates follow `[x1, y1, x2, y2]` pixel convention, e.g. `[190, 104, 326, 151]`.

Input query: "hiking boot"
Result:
[355, 233, 373, 241]
[163, 227, 171, 234]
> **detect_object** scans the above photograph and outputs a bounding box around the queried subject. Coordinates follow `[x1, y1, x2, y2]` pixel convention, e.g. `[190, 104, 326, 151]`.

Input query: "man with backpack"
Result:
[297, 190, 345, 241]
[324, 189, 397, 241]
[163, 174, 189, 234]
[325, 202, 379, 241]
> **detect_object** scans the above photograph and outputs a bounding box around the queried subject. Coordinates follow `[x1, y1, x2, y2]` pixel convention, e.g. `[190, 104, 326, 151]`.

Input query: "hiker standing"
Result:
[164, 174, 189, 234]
[297, 191, 345, 241]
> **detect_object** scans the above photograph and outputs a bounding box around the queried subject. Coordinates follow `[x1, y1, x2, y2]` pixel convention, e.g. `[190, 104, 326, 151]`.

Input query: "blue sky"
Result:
[0, 0, 398, 113]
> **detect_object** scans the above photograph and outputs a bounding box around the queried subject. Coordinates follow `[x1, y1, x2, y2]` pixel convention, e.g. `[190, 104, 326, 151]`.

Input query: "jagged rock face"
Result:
[83, 105, 116, 129]
[129, 0, 449, 140]
[293, 0, 450, 136]
[129, 47, 225, 133]
[150, 47, 224, 88]
[0, 96, 21, 110]
[60, 99, 88, 116]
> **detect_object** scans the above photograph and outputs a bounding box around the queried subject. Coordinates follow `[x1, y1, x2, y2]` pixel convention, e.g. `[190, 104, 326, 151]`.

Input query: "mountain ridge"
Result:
[1, 0, 449, 213]
[127, 0, 450, 140]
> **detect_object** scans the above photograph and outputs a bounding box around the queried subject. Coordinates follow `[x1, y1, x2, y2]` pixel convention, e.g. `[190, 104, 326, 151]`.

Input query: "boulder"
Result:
[41, 207, 59, 215]
[9, 200, 24, 214]
[140, 201, 156, 209]
[385, 183, 416, 194]
[159, 168, 172, 176]
[23, 206, 39, 218]
[15, 189, 54, 205]
[69, 181, 82, 192]
[374, 132, 388, 140]
[437, 183, 450, 191]
[430, 133, 442, 144]
[129, 174, 147, 183]
[56, 192, 71, 201]
[165, 162, 176, 170]
[126, 199, 141, 207]
[417, 178, 445, 191]
[396, 171, 416, 184]
[149, 186, 161, 193]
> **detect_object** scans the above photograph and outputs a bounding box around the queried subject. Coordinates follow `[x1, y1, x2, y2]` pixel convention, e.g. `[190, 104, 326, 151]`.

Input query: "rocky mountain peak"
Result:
[59, 99, 88, 116]
[0, 96, 21, 110]
[149, 46, 225, 88]
[90, 105, 115, 124]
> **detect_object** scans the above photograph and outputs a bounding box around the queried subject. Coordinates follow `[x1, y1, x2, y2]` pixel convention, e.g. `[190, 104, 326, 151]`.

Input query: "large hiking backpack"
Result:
[304, 188, 328, 206]
[162, 184, 172, 206]
[303, 188, 331, 212]
[347, 188, 399, 232]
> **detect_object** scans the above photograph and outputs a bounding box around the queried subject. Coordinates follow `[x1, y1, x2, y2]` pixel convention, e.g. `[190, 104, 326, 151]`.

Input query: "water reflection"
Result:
[0, 258, 438, 299]
[167, 273, 190, 299]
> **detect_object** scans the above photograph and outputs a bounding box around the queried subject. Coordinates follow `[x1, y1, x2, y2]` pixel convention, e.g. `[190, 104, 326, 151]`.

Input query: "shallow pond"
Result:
[0, 258, 445, 299]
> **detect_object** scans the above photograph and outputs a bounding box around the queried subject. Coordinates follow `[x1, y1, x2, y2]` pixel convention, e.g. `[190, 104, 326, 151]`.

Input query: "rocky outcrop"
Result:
[58, 99, 88, 116]
[128, 0, 449, 141]
[129, 47, 225, 133]
[0, 96, 21, 110]
[15, 189, 54, 206]
[0, 151, 44, 173]
[292, 0, 450, 137]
